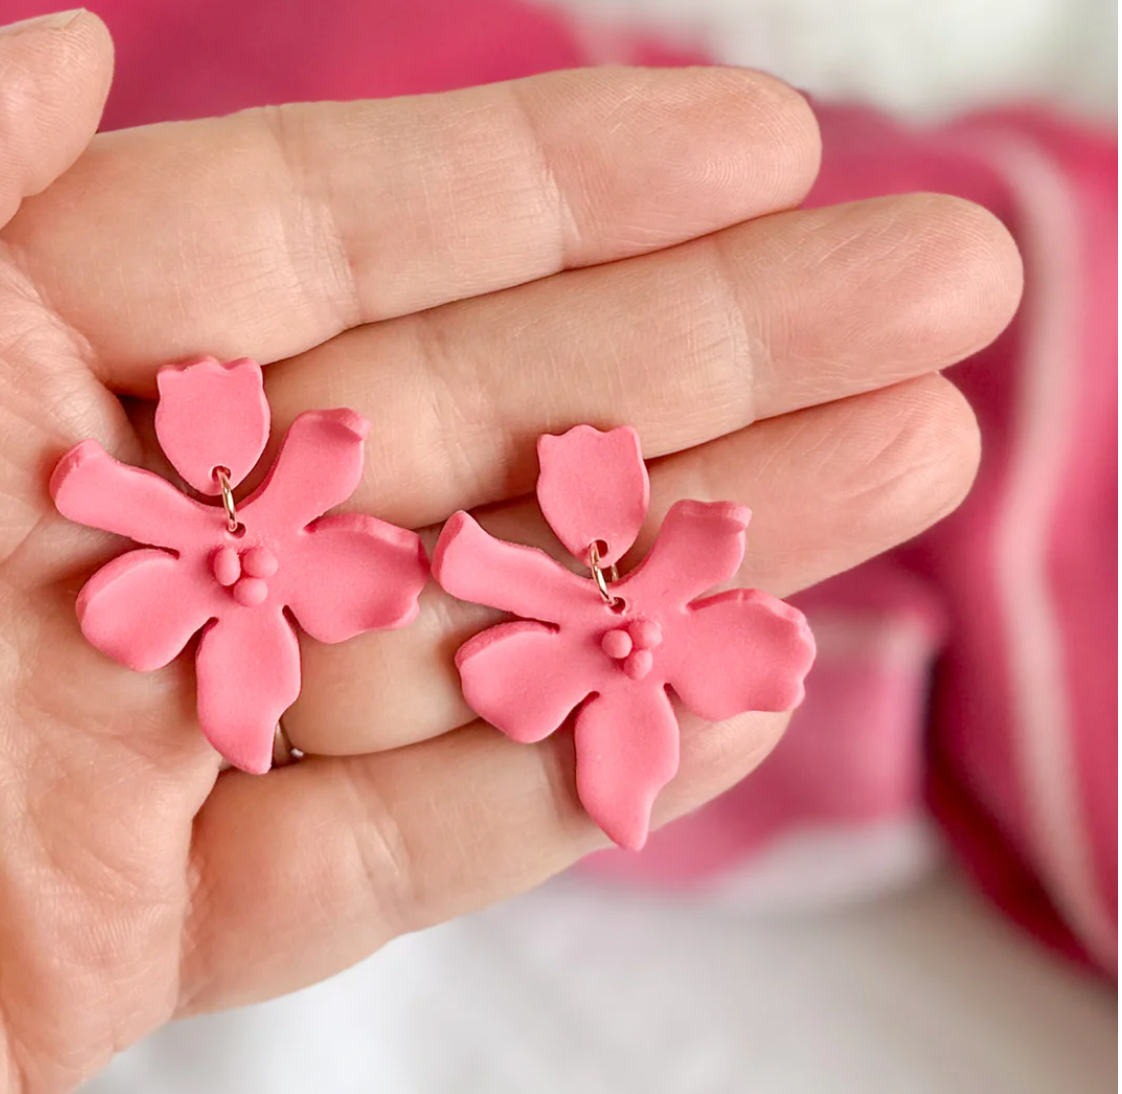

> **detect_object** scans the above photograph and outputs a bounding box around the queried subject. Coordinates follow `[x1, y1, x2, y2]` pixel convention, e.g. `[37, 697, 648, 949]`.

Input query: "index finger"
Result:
[4, 66, 820, 390]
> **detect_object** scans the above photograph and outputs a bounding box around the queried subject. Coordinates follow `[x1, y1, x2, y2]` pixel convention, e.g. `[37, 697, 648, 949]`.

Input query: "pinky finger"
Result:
[179, 705, 788, 1013]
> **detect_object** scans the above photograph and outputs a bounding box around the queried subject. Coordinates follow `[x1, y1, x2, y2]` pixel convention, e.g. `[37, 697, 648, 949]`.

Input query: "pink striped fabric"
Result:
[602, 104, 1118, 974]
[6, 0, 1113, 972]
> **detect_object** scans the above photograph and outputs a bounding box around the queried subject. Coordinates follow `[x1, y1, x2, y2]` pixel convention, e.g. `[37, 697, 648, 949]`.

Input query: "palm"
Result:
[0, 14, 1021, 1094]
[0, 228, 209, 1083]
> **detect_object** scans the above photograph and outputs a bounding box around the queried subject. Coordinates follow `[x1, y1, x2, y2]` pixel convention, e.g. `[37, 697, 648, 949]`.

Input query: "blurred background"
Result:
[2, 0, 1114, 1089]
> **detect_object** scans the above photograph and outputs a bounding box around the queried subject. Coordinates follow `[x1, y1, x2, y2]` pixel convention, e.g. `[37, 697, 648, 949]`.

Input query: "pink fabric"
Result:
[11, 0, 1114, 971]
[600, 105, 1118, 974]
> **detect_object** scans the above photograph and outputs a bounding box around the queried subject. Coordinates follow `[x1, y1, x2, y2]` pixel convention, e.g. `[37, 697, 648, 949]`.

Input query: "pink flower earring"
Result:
[51, 357, 429, 772]
[432, 425, 816, 850]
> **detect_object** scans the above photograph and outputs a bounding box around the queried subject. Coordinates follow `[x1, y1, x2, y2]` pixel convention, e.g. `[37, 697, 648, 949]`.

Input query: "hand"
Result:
[0, 12, 1021, 1092]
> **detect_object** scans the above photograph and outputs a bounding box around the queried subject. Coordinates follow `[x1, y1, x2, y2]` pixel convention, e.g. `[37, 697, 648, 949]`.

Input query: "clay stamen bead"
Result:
[629, 619, 663, 650]
[601, 628, 633, 660]
[242, 545, 279, 578]
[232, 577, 269, 607]
[212, 545, 241, 587]
[623, 649, 654, 680]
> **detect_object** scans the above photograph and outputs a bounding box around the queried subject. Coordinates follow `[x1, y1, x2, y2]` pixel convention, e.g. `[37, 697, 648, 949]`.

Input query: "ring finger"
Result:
[285, 372, 980, 754]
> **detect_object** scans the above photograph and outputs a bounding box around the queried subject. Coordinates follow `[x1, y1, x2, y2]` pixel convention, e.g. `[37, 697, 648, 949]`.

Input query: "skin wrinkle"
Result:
[186, 767, 404, 1013]
[182, 775, 403, 1012]
[706, 229, 763, 429]
[0, 53, 45, 226]
[753, 200, 1019, 411]
[20, 753, 186, 992]
[0, 298, 106, 565]
[285, 705, 783, 973]
[411, 311, 495, 508]
[0, 684, 33, 1092]
[175, 827, 214, 1018]
[338, 761, 419, 942]
[260, 103, 365, 336]
[505, 81, 579, 272]
[0, 14, 113, 203]
[383, 730, 595, 936]
[836, 387, 981, 524]
[390, 94, 554, 283]
[0, 752, 171, 1088]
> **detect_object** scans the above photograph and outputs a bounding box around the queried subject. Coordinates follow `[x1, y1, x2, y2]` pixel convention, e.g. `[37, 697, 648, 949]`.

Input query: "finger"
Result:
[0, 9, 113, 227]
[286, 373, 979, 755]
[264, 193, 1020, 530]
[183, 705, 788, 1011]
[3, 66, 820, 386]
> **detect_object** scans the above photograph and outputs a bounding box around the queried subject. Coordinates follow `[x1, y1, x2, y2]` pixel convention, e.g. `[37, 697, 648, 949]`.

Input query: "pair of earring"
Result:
[53, 357, 815, 850]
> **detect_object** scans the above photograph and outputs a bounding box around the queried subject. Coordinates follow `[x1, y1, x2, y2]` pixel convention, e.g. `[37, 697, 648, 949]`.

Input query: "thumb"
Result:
[0, 9, 113, 229]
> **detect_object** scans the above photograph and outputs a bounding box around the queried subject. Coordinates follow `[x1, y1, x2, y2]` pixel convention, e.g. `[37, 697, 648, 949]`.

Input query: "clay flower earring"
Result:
[432, 425, 816, 850]
[51, 357, 429, 772]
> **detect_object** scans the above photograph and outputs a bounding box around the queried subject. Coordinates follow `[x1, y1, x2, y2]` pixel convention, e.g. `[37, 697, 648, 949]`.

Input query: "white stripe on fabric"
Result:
[980, 132, 1116, 969]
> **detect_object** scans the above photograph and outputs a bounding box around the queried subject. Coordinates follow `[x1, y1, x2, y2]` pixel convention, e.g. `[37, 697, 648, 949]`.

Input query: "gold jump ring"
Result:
[588, 541, 622, 608]
[212, 466, 240, 534]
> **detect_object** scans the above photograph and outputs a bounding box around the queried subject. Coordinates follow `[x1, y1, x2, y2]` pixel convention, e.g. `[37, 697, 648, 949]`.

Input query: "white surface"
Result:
[86, 871, 1115, 1094]
[700, 816, 941, 913]
[554, 0, 1117, 121]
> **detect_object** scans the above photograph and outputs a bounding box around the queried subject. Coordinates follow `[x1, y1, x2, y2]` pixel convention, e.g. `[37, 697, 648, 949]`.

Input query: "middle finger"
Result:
[263, 191, 1019, 529]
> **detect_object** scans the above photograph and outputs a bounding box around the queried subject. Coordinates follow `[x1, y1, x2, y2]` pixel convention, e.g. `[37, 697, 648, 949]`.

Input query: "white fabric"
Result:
[700, 816, 941, 912]
[553, 0, 1117, 122]
[86, 871, 1115, 1093]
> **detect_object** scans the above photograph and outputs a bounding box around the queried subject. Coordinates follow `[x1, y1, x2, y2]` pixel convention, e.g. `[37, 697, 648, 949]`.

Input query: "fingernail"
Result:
[1, 9, 86, 36]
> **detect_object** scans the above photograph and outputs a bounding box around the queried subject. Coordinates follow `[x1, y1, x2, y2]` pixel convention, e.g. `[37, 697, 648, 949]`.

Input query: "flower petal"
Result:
[433, 510, 590, 624]
[622, 499, 751, 608]
[537, 425, 649, 567]
[574, 681, 680, 851]
[155, 357, 270, 494]
[77, 548, 213, 671]
[457, 621, 597, 743]
[662, 589, 816, 721]
[195, 607, 301, 773]
[283, 513, 429, 643]
[241, 409, 369, 532]
[51, 440, 205, 550]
